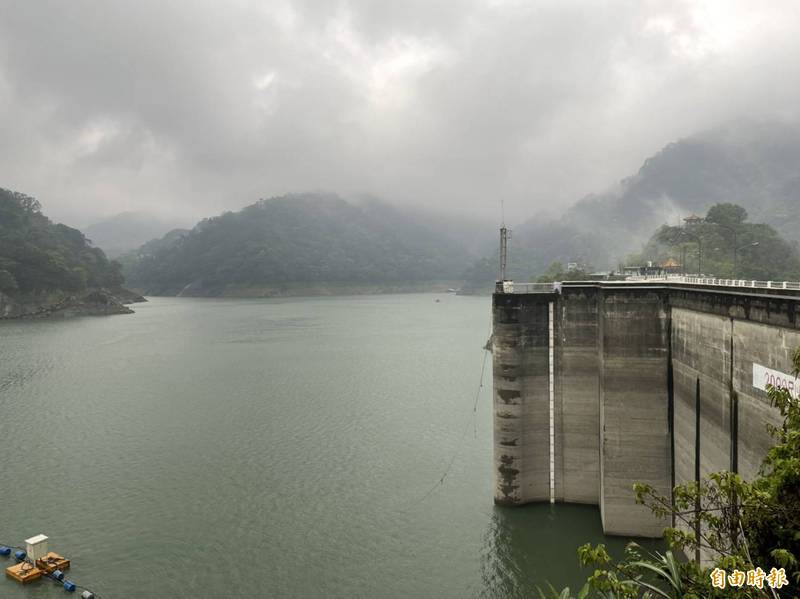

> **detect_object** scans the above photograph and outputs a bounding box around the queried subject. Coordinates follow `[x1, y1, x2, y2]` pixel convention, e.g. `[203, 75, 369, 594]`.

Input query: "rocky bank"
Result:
[0, 288, 145, 320]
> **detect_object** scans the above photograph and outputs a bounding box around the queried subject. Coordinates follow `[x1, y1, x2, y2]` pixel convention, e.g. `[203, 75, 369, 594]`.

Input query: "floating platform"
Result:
[3, 535, 76, 588]
[36, 552, 70, 574]
[5, 562, 42, 584]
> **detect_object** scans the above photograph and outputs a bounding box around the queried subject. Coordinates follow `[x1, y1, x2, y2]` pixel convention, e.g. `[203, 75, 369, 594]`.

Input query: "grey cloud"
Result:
[0, 0, 799, 226]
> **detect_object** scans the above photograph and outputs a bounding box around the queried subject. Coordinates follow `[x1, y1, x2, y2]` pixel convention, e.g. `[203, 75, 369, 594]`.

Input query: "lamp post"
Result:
[677, 230, 702, 275]
[681, 245, 687, 275]
[706, 222, 738, 278]
[734, 241, 759, 279]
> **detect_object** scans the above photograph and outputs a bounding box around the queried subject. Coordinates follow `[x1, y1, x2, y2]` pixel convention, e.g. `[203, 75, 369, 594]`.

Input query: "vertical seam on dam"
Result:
[730, 317, 738, 474]
[694, 377, 702, 564]
[549, 301, 555, 504]
[667, 309, 675, 528]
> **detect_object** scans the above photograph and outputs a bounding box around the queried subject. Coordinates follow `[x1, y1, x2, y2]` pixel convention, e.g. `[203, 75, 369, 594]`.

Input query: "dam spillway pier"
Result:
[492, 278, 799, 537]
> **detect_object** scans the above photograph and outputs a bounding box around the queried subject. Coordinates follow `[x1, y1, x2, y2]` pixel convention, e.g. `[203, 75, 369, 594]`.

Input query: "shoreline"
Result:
[0, 287, 145, 320]
[134, 280, 473, 299]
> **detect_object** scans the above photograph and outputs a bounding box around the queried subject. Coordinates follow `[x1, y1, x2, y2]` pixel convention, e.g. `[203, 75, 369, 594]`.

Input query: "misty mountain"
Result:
[84, 212, 192, 258]
[122, 193, 475, 296]
[502, 121, 800, 279]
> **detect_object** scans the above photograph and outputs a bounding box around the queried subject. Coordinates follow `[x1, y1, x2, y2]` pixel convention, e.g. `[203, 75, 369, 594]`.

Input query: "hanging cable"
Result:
[474, 345, 490, 439]
[403, 320, 493, 509]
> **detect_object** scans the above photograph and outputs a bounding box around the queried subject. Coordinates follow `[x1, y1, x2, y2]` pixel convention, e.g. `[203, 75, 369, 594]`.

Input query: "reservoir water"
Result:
[1, 294, 641, 598]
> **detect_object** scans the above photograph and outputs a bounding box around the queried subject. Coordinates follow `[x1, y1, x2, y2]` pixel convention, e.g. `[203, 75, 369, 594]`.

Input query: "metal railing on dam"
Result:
[491, 277, 800, 538]
[495, 281, 558, 293]
[625, 274, 800, 290]
[496, 276, 800, 294]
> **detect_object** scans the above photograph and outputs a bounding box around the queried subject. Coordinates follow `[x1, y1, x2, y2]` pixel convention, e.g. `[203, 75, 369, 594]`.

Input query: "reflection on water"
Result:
[481, 504, 665, 597]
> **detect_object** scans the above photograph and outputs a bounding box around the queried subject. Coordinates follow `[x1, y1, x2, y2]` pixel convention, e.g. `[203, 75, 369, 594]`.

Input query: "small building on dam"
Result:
[492, 278, 799, 537]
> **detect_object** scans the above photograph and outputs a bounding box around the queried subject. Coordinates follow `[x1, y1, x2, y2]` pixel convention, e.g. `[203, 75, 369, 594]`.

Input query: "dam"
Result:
[492, 277, 799, 537]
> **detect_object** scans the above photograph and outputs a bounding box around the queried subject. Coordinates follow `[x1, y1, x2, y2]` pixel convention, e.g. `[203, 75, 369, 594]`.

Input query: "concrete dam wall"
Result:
[492, 281, 799, 537]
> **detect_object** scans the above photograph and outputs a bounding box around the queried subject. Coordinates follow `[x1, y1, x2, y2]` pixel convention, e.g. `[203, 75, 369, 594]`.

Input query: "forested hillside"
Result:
[123, 193, 473, 296]
[630, 203, 800, 281]
[0, 188, 124, 295]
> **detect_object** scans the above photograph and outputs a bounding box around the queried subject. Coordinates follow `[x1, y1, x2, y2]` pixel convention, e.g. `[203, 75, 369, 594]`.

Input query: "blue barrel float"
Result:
[0, 546, 11, 556]
[64, 580, 77, 592]
[14, 550, 26, 561]
[52, 569, 65, 581]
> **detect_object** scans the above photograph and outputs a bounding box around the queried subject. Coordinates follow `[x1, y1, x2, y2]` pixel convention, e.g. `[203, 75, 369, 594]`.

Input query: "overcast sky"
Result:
[1, 0, 799, 227]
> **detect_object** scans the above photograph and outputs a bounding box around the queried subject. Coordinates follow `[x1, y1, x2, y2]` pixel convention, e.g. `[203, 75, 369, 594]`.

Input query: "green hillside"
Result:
[629, 203, 800, 281]
[0, 188, 124, 296]
[123, 193, 473, 296]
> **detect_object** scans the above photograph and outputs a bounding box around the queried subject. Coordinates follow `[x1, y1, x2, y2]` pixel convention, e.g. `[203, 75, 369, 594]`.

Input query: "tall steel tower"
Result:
[499, 226, 509, 281]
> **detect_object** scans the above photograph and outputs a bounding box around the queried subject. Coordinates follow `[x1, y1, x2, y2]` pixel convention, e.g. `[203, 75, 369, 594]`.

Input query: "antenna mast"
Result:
[499, 198, 509, 281]
[499, 225, 509, 281]
[500, 198, 511, 282]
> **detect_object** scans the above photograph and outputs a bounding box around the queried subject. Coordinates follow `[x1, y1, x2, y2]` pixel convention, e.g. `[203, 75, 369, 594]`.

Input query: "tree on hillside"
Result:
[629, 203, 800, 280]
[8, 191, 41, 214]
[706, 203, 748, 226]
[0, 187, 124, 295]
[536, 261, 593, 283]
[460, 256, 499, 291]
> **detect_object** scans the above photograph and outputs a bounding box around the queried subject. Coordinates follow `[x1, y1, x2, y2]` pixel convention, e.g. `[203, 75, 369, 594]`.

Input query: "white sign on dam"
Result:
[753, 363, 800, 400]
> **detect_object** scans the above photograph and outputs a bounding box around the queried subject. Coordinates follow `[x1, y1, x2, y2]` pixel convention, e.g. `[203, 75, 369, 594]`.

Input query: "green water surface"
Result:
[1, 294, 646, 598]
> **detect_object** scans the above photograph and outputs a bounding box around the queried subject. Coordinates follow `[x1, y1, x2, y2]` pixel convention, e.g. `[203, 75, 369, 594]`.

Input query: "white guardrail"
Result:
[498, 276, 800, 294]
[499, 282, 559, 293]
[624, 275, 800, 290]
